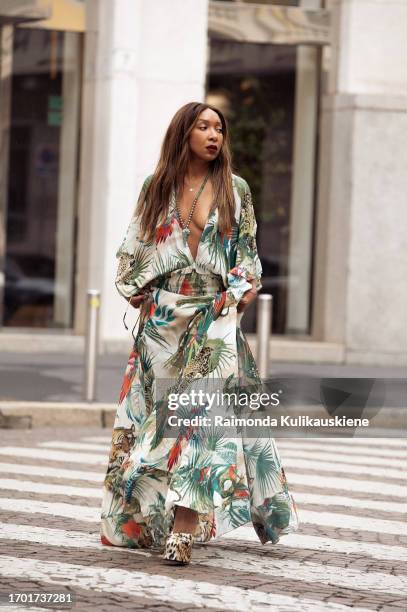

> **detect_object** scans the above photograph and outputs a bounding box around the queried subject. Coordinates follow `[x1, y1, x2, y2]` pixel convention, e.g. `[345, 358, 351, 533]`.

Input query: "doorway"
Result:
[206, 0, 328, 335]
[0, 25, 82, 329]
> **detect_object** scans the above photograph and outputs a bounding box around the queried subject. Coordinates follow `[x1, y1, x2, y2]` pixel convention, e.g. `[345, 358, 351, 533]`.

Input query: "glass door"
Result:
[0, 25, 82, 329]
[206, 0, 327, 336]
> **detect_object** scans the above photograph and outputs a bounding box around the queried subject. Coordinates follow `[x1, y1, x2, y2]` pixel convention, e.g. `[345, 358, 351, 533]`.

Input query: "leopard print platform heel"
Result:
[162, 532, 194, 565]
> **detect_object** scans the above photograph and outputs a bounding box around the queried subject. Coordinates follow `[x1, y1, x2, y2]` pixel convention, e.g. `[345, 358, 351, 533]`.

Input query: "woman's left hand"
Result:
[237, 280, 258, 313]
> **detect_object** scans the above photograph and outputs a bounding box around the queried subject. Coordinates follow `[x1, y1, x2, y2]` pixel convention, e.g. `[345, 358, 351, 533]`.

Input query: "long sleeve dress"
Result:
[100, 173, 299, 550]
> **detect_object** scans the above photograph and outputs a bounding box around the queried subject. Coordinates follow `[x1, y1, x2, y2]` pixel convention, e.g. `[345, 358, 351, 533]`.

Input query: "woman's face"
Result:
[188, 108, 224, 162]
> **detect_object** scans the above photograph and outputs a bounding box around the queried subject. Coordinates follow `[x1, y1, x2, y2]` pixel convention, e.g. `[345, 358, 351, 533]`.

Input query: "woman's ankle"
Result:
[172, 505, 198, 534]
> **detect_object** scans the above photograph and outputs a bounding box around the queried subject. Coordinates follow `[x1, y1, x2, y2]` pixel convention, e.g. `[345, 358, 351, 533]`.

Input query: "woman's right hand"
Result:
[128, 293, 148, 309]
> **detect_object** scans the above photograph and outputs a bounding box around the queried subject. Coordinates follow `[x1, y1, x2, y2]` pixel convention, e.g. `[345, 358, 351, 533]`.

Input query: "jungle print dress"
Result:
[100, 173, 299, 550]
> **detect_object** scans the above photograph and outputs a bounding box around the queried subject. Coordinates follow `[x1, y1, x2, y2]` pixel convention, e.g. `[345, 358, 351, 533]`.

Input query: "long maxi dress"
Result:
[100, 173, 299, 550]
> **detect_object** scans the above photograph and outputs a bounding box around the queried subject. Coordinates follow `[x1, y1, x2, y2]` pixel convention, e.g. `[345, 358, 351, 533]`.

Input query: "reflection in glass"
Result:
[3, 27, 81, 328]
[208, 39, 303, 335]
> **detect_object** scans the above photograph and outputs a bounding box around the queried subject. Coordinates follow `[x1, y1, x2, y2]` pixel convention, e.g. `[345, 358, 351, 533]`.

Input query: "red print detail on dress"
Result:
[180, 278, 193, 295]
[155, 217, 176, 244]
[122, 519, 142, 538]
[118, 348, 139, 404]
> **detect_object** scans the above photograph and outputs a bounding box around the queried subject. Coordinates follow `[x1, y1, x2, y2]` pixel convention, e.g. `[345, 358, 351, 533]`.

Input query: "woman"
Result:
[100, 101, 299, 565]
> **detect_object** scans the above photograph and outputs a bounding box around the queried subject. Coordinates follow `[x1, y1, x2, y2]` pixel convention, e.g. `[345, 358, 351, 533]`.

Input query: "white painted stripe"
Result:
[0, 555, 377, 612]
[3, 447, 406, 500]
[2, 462, 405, 511]
[59, 436, 407, 451]
[279, 438, 407, 448]
[0, 523, 151, 557]
[293, 491, 406, 514]
[1, 493, 405, 542]
[283, 456, 404, 480]
[0, 478, 100, 499]
[1, 470, 404, 516]
[3, 520, 407, 567]
[1, 608, 48, 612]
[43, 440, 407, 478]
[0, 447, 106, 466]
[225, 526, 407, 562]
[1, 498, 406, 566]
[200, 548, 406, 596]
[38, 441, 109, 452]
[0, 498, 98, 522]
[0, 462, 104, 483]
[278, 448, 407, 468]
[34, 440, 407, 478]
[44, 440, 407, 469]
[2, 520, 407, 570]
[282, 534, 407, 563]
[299, 510, 407, 536]
[277, 441, 407, 459]
[0, 523, 404, 597]
[84, 436, 407, 450]
[288, 472, 407, 498]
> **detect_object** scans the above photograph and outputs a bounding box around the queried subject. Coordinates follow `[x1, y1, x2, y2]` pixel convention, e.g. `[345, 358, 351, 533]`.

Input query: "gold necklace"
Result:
[184, 172, 209, 193]
[185, 178, 201, 192]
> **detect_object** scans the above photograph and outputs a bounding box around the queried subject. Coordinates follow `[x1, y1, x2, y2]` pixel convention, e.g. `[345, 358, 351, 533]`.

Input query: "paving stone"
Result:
[0, 426, 405, 611]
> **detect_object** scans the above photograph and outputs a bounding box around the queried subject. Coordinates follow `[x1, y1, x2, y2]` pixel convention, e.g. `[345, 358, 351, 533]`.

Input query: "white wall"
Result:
[329, 0, 407, 96]
[76, 0, 209, 348]
[315, 0, 407, 365]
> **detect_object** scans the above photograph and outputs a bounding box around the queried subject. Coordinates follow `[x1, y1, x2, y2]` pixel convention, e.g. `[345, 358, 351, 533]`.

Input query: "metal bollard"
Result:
[256, 294, 273, 380]
[84, 289, 101, 402]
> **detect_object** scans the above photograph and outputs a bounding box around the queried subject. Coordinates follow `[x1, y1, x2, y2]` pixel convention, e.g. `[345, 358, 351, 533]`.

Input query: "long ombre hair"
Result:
[135, 101, 236, 242]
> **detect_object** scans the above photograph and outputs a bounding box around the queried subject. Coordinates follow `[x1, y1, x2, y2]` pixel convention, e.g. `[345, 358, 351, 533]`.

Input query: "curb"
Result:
[0, 402, 117, 429]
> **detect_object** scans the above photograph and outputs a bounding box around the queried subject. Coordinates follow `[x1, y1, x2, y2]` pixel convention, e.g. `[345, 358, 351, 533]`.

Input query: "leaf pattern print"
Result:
[143, 289, 175, 349]
[100, 173, 300, 551]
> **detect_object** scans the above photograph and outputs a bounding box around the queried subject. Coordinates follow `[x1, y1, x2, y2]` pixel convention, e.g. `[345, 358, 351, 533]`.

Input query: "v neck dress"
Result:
[100, 173, 300, 549]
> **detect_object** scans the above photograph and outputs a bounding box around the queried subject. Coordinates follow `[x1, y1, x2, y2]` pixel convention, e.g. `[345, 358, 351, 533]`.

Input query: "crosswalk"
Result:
[0, 432, 406, 611]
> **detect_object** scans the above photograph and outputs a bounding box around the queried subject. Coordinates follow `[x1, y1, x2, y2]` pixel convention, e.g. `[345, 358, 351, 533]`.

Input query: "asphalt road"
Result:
[0, 351, 406, 404]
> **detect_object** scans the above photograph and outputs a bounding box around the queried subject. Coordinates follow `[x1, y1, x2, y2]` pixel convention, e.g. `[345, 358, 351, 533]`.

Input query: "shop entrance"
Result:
[207, 0, 329, 335]
[0, 21, 82, 329]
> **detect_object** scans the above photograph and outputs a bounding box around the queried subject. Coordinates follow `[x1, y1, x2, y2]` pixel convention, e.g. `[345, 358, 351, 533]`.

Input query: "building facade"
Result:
[0, 0, 406, 366]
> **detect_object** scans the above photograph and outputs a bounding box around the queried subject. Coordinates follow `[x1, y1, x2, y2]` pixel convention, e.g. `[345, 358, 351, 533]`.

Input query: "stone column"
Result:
[75, 0, 209, 349]
[313, 0, 407, 365]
